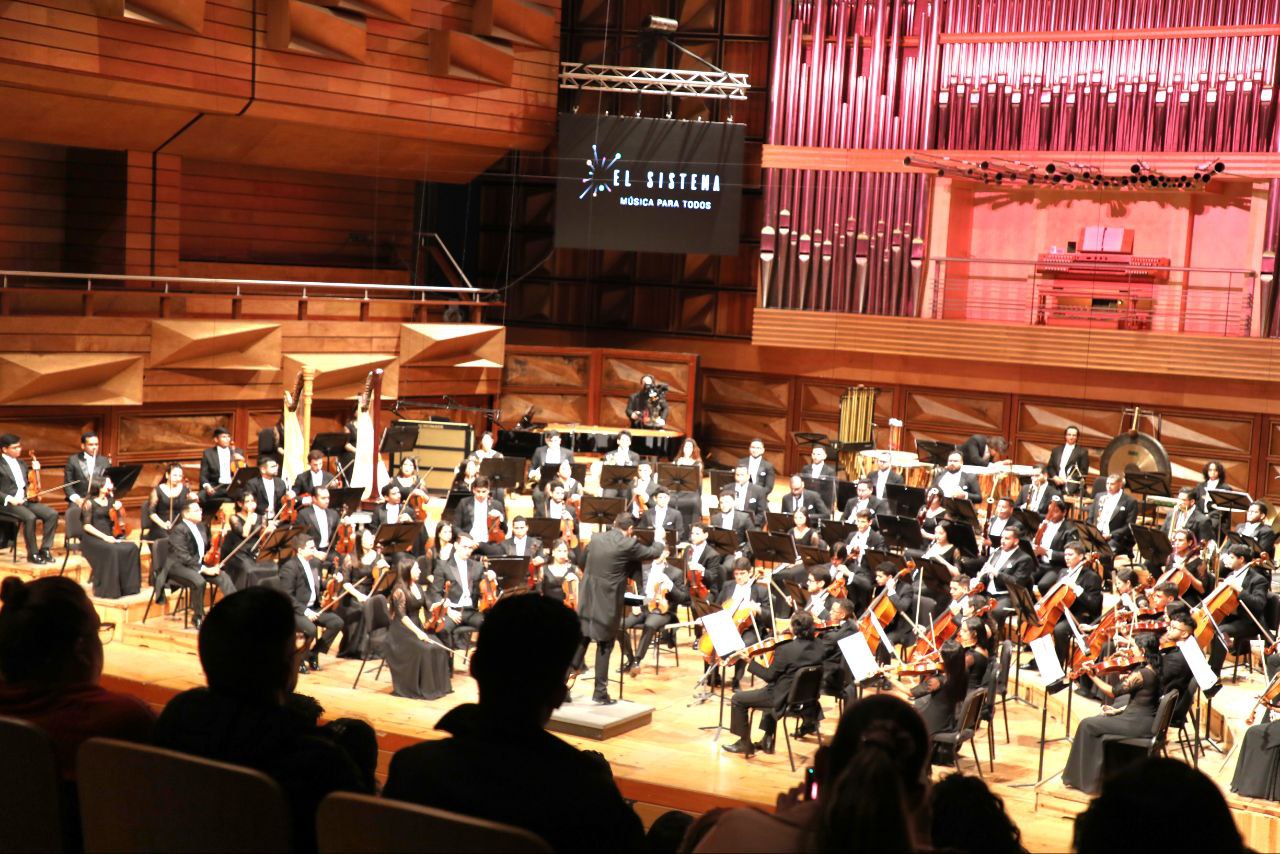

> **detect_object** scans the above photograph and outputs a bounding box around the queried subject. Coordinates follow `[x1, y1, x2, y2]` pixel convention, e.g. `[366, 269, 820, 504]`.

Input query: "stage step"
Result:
[121, 617, 200, 653]
[550, 698, 654, 740]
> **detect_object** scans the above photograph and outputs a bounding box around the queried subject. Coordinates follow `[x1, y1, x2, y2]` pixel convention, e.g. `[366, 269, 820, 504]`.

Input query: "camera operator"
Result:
[627, 375, 669, 429]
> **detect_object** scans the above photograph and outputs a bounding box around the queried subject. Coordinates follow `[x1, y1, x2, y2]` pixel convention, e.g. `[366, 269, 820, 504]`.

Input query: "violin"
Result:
[26, 450, 41, 502]
[1067, 649, 1145, 682]
[893, 656, 944, 679]
[320, 574, 340, 611]
[825, 570, 848, 600]
[109, 499, 129, 538]
[562, 573, 580, 611]
[478, 573, 499, 611]
[730, 632, 793, 664]
[276, 493, 297, 524]
[1247, 672, 1280, 725]
[333, 522, 355, 556]
[560, 514, 579, 550]
[406, 492, 428, 523]
[425, 581, 451, 632]
[203, 509, 228, 567]
[632, 490, 648, 517]
[648, 583, 671, 615]
[487, 512, 506, 544]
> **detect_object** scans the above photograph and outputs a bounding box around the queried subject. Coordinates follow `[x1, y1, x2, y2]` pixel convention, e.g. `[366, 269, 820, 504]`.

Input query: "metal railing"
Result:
[924, 255, 1259, 337]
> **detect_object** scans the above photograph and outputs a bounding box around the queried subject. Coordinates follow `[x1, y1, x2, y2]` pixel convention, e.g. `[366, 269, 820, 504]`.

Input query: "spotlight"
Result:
[646, 15, 678, 33]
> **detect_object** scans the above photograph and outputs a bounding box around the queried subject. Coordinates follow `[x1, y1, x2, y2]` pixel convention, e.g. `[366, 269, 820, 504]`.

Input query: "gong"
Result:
[1099, 431, 1171, 481]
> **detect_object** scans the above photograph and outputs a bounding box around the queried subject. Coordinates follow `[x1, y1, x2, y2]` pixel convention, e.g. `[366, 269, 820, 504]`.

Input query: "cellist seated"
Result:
[714, 558, 770, 689]
[620, 547, 684, 675]
[1051, 543, 1104, 665]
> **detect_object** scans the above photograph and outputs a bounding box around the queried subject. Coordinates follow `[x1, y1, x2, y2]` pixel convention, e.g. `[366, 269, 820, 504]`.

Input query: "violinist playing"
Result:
[390, 458, 428, 508]
[164, 502, 235, 628]
[499, 516, 543, 563]
[975, 526, 1036, 627]
[377, 483, 414, 527]
[292, 450, 332, 499]
[815, 597, 860, 703]
[78, 478, 142, 599]
[279, 533, 344, 673]
[1031, 495, 1076, 591]
[879, 640, 968, 739]
[454, 477, 506, 558]
[641, 487, 684, 543]
[683, 523, 724, 600]
[431, 533, 492, 649]
[598, 431, 640, 500]
[802, 568, 833, 621]
[844, 509, 885, 574]
[620, 545, 684, 676]
[1062, 634, 1163, 794]
[1207, 543, 1269, 674]
[0, 434, 58, 565]
[220, 494, 277, 589]
[381, 554, 452, 700]
[714, 557, 771, 689]
[536, 539, 579, 605]
[1051, 542, 1104, 665]
[722, 611, 825, 757]
[299, 486, 343, 571]
[958, 617, 993, 693]
[1163, 527, 1211, 605]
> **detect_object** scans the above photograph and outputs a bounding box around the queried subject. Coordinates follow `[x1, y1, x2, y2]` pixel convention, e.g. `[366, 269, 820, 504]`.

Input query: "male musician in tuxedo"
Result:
[738, 438, 776, 494]
[983, 497, 1017, 556]
[627, 462, 660, 511]
[163, 501, 235, 627]
[1236, 501, 1277, 558]
[958, 434, 1007, 467]
[802, 569, 833, 621]
[1088, 473, 1139, 557]
[1050, 542, 1104, 664]
[1016, 465, 1060, 514]
[258, 420, 284, 468]
[539, 480, 577, 529]
[874, 561, 931, 651]
[1048, 426, 1090, 495]
[434, 533, 492, 649]
[642, 487, 684, 542]
[932, 452, 982, 502]
[816, 597, 859, 699]
[293, 450, 331, 499]
[575, 513, 666, 704]
[377, 483, 414, 526]
[1031, 496, 1076, 590]
[844, 509, 884, 573]
[711, 490, 754, 555]
[976, 526, 1035, 625]
[722, 610, 825, 757]
[804, 445, 837, 479]
[63, 431, 109, 506]
[529, 430, 574, 475]
[604, 431, 640, 467]
[870, 452, 904, 500]
[684, 523, 724, 599]
[0, 434, 58, 564]
[730, 465, 768, 526]
[199, 427, 245, 515]
[1157, 613, 1196, 711]
[279, 533, 343, 672]
[840, 479, 884, 523]
[780, 475, 830, 520]
[454, 476, 507, 557]
[620, 545, 684, 674]
[298, 486, 340, 557]
[500, 516, 543, 563]
[247, 458, 292, 521]
[715, 557, 772, 690]
[1208, 543, 1270, 673]
[1164, 487, 1213, 544]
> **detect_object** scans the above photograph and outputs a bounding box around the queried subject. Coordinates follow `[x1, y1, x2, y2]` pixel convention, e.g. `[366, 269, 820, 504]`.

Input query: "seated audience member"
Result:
[152, 587, 375, 852]
[929, 773, 1025, 854]
[383, 594, 644, 853]
[689, 695, 929, 853]
[0, 576, 154, 778]
[1074, 757, 1243, 854]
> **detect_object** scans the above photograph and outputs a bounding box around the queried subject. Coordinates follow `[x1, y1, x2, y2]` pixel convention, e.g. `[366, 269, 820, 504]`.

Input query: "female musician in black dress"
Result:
[384, 555, 452, 700]
[958, 617, 991, 693]
[890, 640, 968, 737]
[221, 494, 276, 589]
[789, 508, 826, 548]
[391, 458, 426, 504]
[144, 463, 190, 543]
[79, 480, 142, 599]
[1062, 634, 1163, 794]
[429, 522, 456, 575]
[1164, 527, 1210, 605]
[919, 488, 947, 538]
[537, 539, 580, 604]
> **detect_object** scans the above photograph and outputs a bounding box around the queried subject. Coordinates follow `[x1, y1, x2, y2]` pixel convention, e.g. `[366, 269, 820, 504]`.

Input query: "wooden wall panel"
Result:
[601, 357, 690, 397]
[0, 140, 66, 271]
[503, 352, 590, 389]
[497, 391, 588, 425]
[117, 412, 231, 454]
[702, 373, 788, 413]
[0, 415, 99, 463]
[906, 391, 1005, 434]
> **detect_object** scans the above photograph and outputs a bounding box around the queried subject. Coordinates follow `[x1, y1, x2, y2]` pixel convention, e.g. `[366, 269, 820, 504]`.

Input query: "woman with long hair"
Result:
[382, 555, 452, 700]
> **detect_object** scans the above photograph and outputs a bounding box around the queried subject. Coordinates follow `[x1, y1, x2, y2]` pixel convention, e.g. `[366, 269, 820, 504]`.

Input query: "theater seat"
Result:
[0, 716, 67, 852]
[316, 791, 551, 853]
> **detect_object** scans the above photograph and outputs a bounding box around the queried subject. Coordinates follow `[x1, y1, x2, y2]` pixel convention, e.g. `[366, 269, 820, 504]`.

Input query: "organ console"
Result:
[1033, 227, 1171, 330]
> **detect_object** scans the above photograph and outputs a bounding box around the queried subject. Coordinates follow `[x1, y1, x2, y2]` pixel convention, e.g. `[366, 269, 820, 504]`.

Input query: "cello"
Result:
[1018, 574, 1079, 644]
[857, 563, 912, 654]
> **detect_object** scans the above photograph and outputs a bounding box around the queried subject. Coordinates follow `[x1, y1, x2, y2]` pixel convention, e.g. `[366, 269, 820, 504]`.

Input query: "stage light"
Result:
[646, 15, 678, 33]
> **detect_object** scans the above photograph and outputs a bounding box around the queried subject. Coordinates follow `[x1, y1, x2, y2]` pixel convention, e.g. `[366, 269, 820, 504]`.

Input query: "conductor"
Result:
[576, 512, 666, 705]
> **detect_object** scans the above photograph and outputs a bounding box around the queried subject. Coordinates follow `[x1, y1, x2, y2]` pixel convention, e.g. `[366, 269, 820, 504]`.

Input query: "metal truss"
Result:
[559, 62, 749, 100]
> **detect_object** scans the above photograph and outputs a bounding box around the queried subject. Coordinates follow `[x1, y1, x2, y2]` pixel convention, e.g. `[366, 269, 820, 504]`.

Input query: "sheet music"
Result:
[1178, 638, 1219, 693]
[1029, 634, 1065, 684]
[838, 632, 881, 683]
[702, 609, 747, 658]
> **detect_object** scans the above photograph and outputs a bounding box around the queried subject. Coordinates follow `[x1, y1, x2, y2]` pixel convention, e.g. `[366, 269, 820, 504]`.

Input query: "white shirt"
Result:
[71, 454, 98, 501]
[727, 583, 753, 609]
[1026, 484, 1044, 510]
[312, 509, 330, 548]
[260, 477, 277, 516]
[806, 591, 829, 616]
[216, 447, 233, 484]
[184, 520, 205, 558]
[469, 499, 490, 542]
[938, 470, 962, 496]
[545, 446, 562, 465]
[1038, 518, 1064, 562]
[848, 529, 870, 554]
[734, 484, 748, 511]
[689, 543, 707, 566]
[455, 555, 473, 608]
[644, 566, 673, 604]
[299, 557, 318, 609]
[309, 469, 326, 488]
[1097, 493, 1120, 536]
[385, 503, 403, 524]
[981, 547, 1014, 593]
[511, 536, 529, 557]
[747, 457, 762, 481]
[810, 464, 826, 478]
[546, 500, 566, 521]
[1057, 445, 1074, 480]
[720, 512, 734, 531]
[875, 469, 890, 498]
[3, 455, 24, 497]
[988, 515, 1010, 540]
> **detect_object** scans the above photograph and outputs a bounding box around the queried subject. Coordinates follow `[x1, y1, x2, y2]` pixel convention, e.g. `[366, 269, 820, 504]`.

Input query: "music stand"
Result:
[705, 527, 740, 555]
[915, 440, 956, 466]
[1126, 471, 1172, 526]
[784, 580, 810, 610]
[863, 549, 906, 574]
[1071, 521, 1113, 559]
[224, 467, 258, 504]
[486, 556, 531, 594]
[916, 558, 954, 598]
[820, 519, 855, 544]
[943, 497, 980, 530]
[311, 432, 350, 458]
[1129, 525, 1172, 570]
[708, 468, 735, 496]
[765, 511, 795, 533]
[443, 490, 469, 516]
[1225, 531, 1262, 554]
[796, 544, 831, 567]
[579, 496, 625, 528]
[380, 421, 418, 455]
[876, 515, 924, 551]
[258, 523, 309, 563]
[374, 521, 419, 555]
[657, 463, 701, 493]
[525, 517, 564, 545]
[480, 457, 528, 495]
[102, 464, 143, 499]
[885, 483, 927, 517]
[747, 531, 799, 566]
[1209, 489, 1253, 539]
[835, 479, 859, 513]
[599, 465, 639, 492]
[1000, 577, 1040, 706]
[942, 520, 980, 559]
[632, 528, 656, 546]
[327, 487, 365, 517]
[801, 474, 837, 511]
[1012, 508, 1043, 534]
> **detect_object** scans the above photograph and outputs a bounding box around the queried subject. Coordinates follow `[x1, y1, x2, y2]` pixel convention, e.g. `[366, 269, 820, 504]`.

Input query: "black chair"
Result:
[980, 652, 1000, 772]
[140, 539, 194, 629]
[59, 503, 85, 582]
[352, 594, 392, 690]
[992, 640, 1013, 743]
[1171, 686, 1202, 767]
[0, 512, 19, 561]
[747, 664, 824, 772]
[932, 688, 988, 777]
[1101, 689, 1180, 760]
